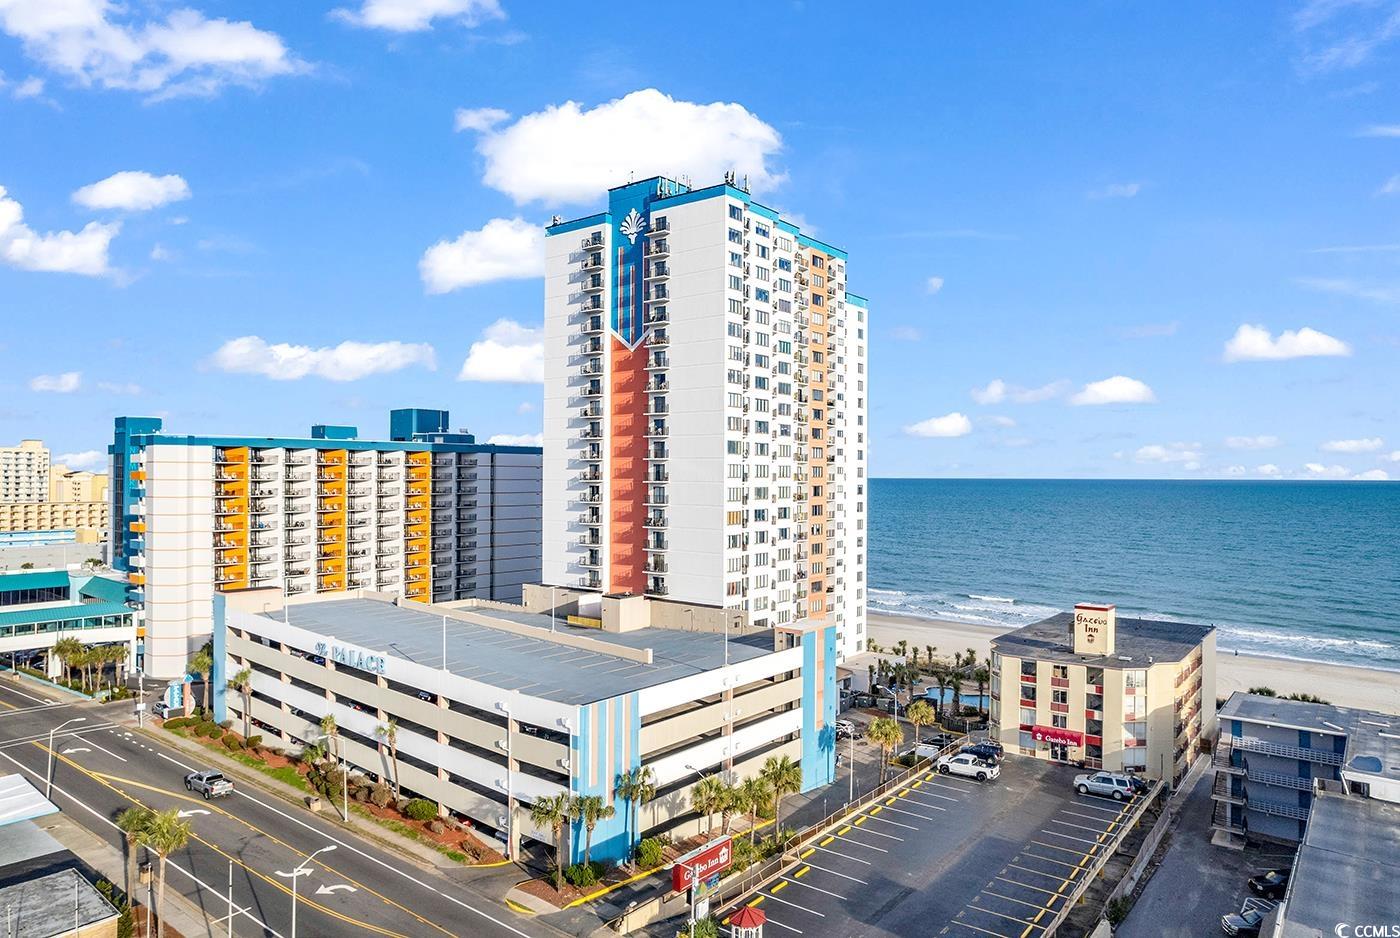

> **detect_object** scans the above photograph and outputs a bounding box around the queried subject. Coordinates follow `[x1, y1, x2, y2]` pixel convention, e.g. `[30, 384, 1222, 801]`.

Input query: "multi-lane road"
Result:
[0, 678, 548, 938]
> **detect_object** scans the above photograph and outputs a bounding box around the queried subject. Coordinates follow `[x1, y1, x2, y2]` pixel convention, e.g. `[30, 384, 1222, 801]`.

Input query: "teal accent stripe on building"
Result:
[0, 601, 131, 629]
[845, 292, 869, 308]
[545, 212, 609, 237]
[797, 233, 849, 261]
[0, 570, 69, 592]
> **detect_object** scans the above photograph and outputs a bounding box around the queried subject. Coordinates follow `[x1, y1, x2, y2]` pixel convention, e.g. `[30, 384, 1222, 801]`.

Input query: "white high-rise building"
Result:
[0, 440, 50, 504]
[110, 409, 542, 678]
[543, 177, 869, 658]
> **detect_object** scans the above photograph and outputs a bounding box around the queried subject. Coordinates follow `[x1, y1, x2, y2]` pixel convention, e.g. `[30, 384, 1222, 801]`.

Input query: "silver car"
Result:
[1074, 771, 1136, 801]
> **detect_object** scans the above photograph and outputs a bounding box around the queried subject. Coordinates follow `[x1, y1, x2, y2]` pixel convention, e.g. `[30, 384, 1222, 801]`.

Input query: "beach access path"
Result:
[866, 612, 1400, 715]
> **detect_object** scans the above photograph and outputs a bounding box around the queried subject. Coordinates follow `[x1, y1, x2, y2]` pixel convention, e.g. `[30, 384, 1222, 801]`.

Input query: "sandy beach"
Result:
[866, 612, 1400, 715]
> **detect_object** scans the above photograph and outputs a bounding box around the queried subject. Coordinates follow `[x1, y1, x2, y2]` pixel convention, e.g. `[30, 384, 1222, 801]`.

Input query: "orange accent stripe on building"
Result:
[608, 335, 648, 595]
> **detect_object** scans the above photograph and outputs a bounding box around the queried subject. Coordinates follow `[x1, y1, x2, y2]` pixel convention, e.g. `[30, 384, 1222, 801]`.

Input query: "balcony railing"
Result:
[1233, 735, 1343, 766]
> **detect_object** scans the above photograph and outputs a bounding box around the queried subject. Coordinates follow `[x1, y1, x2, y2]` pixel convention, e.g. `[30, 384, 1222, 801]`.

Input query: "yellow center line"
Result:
[43, 745, 454, 938]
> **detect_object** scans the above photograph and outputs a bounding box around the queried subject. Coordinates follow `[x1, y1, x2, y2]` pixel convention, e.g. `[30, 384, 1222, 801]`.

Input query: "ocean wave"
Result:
[968, 594, 1016, 604]
[1219, 625, 1399, 655]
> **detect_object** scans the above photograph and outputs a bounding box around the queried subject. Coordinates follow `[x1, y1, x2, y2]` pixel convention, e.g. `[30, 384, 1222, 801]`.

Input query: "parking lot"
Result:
[719, 756, 1141, 937]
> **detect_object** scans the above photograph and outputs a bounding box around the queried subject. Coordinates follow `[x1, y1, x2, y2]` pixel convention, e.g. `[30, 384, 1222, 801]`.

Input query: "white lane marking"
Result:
[857, 812, 920, 831]
[795, 861, 867, 884]
[317, 884, 358, 895]
[0, 724, 119, 751]
[61, 747, 91, 754]
[1071, 799, 1126, 815]
[1050, 818, 1109, 835]
[0, 751, 287, 937]
[828, 834, 888, 853]
[0, 699, 80, 717]
[74, 733, 128, 763]
[1038, 829, 1102, 846]
[759, 891, 825, 917]
[844, 824, 903, 843]
[781, 876, 846, 901]
[808, 844, 872, 866]
[982, 889, 1052, 911]
[880, 802, 942, 819]
[0, 684, 60, 706]
[153, 751, 534, 937]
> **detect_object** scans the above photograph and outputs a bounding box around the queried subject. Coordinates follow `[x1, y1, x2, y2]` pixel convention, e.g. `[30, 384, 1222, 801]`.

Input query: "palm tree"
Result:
[573, 794, 615, 871]
[760, 755, 802, 842]
[530, 794, 573, 892]
[974, 663, 991, 718]
[615, 766, 656, 863]
[138, 808, 192, 938]
[866, 717, 904, 784]
[376, 720, 400, 798]
[52, 637, 81, 686]
[906, 699, 935, 748]
[928, 663, 951, 718]
[116, 805, 155, 897]
[691, 775, 725, 834]
[893, 639, 909, 660]
[319, 713, 339, 762]
[188, 648, 213, 714]
[738, 775, 772, 844]
[951, 648, 978, 716]
[924, 644, 937, 671]
[230, 667, 253, 738]
[910, 647, 921, 670]
[718, 778, 742, 834]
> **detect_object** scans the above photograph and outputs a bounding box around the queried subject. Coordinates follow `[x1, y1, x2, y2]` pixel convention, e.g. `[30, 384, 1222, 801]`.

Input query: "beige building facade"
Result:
[50, 463, 109, 503]
[0, 500, 108, 535]
[989, 603, 1216, 783]
[0, 439, 49, 503]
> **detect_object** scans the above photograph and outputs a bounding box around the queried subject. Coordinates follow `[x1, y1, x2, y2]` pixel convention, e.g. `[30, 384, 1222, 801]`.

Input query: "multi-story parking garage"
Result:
[212, 586, 836, 864]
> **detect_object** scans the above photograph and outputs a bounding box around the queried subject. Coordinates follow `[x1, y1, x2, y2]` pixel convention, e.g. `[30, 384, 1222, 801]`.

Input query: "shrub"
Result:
[1105, 896, 1132, 926]
[563, 863, 599, 889]
[404, 798, 438, 822]
[163, 717, 190, 730]
[637, 837, 664, 869]
[246, 734, 262, 749]
[730, 837, 761, 872]
[428, 820, 446, 834]
[692, 918, 719, 938]
[222, 734, 241, 750]
[370, 783, 394, 808]
[197, 721, 220, 738]
[219, 720, 233, 730]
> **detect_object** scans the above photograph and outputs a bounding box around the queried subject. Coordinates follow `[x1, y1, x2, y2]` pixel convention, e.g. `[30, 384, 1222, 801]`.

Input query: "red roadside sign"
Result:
[1032, 725, 1083, 747]
[671, 836, 733, 892]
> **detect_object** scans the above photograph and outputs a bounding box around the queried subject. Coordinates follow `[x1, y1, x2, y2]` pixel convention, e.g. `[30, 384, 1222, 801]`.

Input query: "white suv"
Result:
[935, 752, 1000, 782]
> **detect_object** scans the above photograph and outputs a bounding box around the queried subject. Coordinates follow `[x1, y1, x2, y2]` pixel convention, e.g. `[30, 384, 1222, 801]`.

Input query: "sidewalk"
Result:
[36, 810, 218, 938]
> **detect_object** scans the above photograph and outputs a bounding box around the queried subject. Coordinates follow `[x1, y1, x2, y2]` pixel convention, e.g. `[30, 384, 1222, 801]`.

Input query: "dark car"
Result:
[1220, 908, 1264, 937]
[960, 743, 1003, 764]
[1247, 869, 1289, 899]
[921, 733, 955, 749]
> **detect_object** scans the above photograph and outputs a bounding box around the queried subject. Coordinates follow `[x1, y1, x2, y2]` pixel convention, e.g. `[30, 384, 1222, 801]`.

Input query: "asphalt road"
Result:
[717, 756, 1137, 937]
[0, 678, 545, 938]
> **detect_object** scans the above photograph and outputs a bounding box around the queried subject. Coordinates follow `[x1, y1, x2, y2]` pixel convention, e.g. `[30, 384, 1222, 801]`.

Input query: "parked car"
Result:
[959, 742, 1003, 764]
[1247, 869, 1290, 899]
[900, 743, 944, 762]
[1074, 771, 1136, 801]
[184, 770, 234, 799]
[921, 732, 955, 749]
[1220, 907, 1265, 936]
[834, 720, 856, 739]
[936, 752, 1000, 781]
[152, 701, 174, 720]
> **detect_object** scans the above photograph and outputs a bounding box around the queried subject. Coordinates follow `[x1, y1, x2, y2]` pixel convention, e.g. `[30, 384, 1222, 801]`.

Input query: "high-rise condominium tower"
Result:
[543, 177, 868, 658]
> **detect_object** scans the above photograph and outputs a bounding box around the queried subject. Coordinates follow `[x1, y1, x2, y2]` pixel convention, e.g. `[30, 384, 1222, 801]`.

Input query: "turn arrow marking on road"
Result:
[316, 884, 357, 895]
[61, 748, 90, 754]
[177, 809, 211, 818]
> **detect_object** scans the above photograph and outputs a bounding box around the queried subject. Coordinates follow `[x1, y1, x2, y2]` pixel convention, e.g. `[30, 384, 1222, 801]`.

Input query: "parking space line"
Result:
[1030, 840, 1096, 857]
[1060, 809, 1116, 824]
[967, 905, 1041, 929]
[950, 919, 1013, 937]
[999, 873, 1069, 895]
[880, 802, 943, 819]
[901, 789, 958, 805]
[809, 845, 873, 866]
[831, 834, 889, 853]
[756, 914, 802, 935]
[781, 877, 846, 901]
[927, 779, 974, 793]
[1039, 829, 1102, 846]
[844, 823, 903, 842]
[1070, 800, 1125, 815]
[759, 891, 825, 917]
[982, 890, 1052, 912]
[863, 808, 925, 827]
[1050, 818, 1110, 834]
[1013, 852, 1081, 871]
[798, 861, 868, 883]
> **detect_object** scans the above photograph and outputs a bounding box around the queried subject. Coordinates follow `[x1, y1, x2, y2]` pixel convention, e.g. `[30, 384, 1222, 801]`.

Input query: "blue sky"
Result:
[1, 1, 1397, 480]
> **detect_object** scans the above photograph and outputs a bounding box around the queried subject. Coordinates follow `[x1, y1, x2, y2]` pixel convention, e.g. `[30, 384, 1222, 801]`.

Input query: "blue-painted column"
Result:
[211, 593, 227, 725]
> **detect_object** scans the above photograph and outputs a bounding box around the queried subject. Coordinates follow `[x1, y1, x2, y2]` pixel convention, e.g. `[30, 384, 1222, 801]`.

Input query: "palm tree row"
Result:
[115, 805, 192, 938]
[50, 637, 131, 694]
[690, 754, 801, 844]
[527, 791, 618, 891]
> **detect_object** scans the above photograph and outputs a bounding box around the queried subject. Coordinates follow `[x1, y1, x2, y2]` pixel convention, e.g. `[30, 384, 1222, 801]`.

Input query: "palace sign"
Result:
[672, 836, 733, 892]
[1032, 725, 1084, 747]
[313, 641, 387, 676]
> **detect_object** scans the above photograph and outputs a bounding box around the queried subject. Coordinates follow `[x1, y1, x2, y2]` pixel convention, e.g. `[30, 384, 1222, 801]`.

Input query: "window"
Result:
[1019, 707, 1036, 725]
[1125, 670, 1147, 689]
[729, 204, 744, 220]
[729, 275, 742, 291]
[755, 288, 770, 303]
[729, 252, 742, 267]
[754, 222, 770, 238]
[728, 228, 743, 244]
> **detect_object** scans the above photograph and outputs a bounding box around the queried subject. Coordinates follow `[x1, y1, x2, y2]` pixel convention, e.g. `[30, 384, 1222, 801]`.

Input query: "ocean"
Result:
[868, 479, 1400, 672]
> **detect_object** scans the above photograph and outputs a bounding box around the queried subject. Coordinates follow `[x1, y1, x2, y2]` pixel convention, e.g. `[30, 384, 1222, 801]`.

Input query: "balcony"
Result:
[647, 239, 669, 257]
[647, 424, 668, 437]
[579, 554, 602, 570]
[582, 382, 604, 398]
[648, 263, 670, 281]
[583, 276, 605, 295]
[644, 514, 667, 528]
[648, 330, 670, 346]
[1233, 735, 1343, 766]
[581, 233, 604, 250]
[579, 403, 603, 419]
[583, 315, 604, 334]
[578, 532, 601, 547]
[646, 353, 669, 370]
[645, 538, 668, 552]
[583, 253, 604, 270]
[645, 307, 668, 325]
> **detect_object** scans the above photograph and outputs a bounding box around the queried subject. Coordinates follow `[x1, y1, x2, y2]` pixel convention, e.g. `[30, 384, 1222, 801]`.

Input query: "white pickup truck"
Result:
[184, 770, 234, 799]
[935, 752, 1001, 782]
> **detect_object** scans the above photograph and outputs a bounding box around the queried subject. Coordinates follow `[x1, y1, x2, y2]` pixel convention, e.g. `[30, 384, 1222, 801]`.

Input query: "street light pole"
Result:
[46, 717, 86, 799]
[848, 729, 855, 803]
[289, 845, 337, 938]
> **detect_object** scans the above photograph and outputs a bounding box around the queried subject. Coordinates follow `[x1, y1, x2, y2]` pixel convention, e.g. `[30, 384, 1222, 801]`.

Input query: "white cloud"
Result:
[516, 401, 535, 414]
[1353, 468, 1391, 481]
[1358, 124, 1400, 137]
[1304, 462, 1351, 479]
[420, 217, 542, 293]
[458, 89, 784, 205]
[29, 371, 81, 393]
[210, 336, 436, 381]
[1322, 437, 1384, 453]
[0, 0, 303, 100]
[1224, 465, 1247, 476]
[970, 378, 1068, 405]
[1133, 443, 1202, 466]
[11, 76, 42, 98]
[904, 412, 973, 438]
[1296, 277, 1400, 304]
[150, 244, 172, 262]
[1385, 451, 1400, 463]
[0, 185, 118, 276]
[890, 326, 922, 342]
[1089, 182, 1142, 199]
[56, 449, 104, 471]
[332, 0, 503, 32]
[984, 415, 1017, 428]
[1256, 464, 1282, 477]
[453, 106, 510, 132]
[97, 380, 141, 395]
[1070, 375, 1156, 406]
[73, 171, 190, 212]
[458, 319, 543, 383]
[485, 432, 543, 447]
[1226, 435, 1281, 450]
[1380, 174, 1400, 196]
[1223, 323, 1351, 361]
[925, 276, 944, 295]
